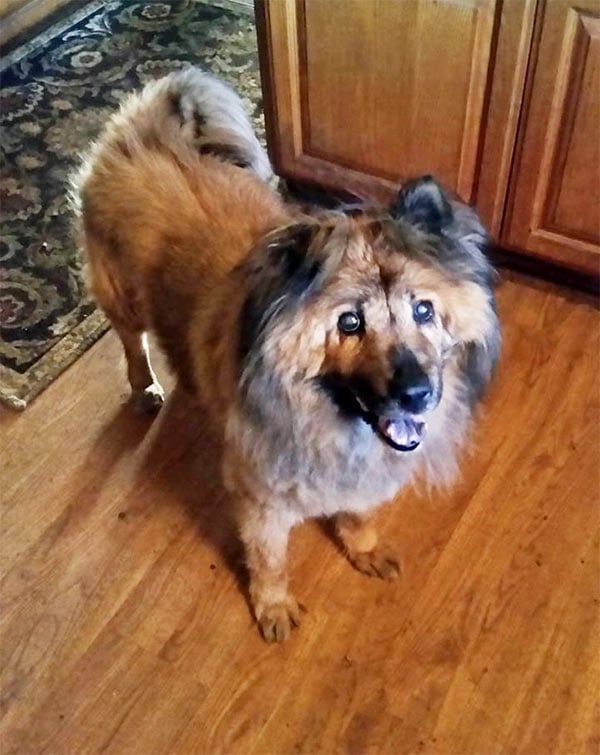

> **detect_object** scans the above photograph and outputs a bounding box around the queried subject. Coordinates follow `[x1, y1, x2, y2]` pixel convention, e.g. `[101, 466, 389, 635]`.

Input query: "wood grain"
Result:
[257, 0, 600, 280]
[0, 272, 598, 754]
[475, 0, 538, 238]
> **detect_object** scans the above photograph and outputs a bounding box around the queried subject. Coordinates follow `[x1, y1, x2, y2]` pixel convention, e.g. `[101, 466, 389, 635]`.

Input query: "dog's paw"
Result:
[131, 383, 165, 414]
[257, 596, 304, 643]
[348, 546, 400, 580]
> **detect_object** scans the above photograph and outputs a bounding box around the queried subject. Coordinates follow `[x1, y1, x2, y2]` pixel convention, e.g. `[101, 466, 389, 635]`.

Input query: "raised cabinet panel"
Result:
[503, 2, 600, 274]
[258, 0, 508, 207]
[299, 0, 496, 199]
[552, 16, 599, 240]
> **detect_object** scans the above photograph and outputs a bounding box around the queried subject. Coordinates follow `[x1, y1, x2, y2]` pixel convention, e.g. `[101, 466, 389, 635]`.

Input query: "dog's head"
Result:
[239, 176, 500, 452]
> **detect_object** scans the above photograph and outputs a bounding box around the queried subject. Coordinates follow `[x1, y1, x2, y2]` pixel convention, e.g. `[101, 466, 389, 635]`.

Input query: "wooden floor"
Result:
[0, 270, 598, 755]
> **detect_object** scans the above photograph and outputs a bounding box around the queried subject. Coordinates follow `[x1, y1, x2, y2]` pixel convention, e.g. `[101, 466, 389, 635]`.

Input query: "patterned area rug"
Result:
[0, 0, 261, 409]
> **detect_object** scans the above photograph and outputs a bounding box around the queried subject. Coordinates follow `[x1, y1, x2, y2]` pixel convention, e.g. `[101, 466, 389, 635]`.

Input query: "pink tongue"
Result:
[378, 417, 425, 448]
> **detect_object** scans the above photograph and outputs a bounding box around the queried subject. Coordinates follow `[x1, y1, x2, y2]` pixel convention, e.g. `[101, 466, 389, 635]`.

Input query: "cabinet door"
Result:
[502, 2, 600, 275]
[257, 0, 532, 228]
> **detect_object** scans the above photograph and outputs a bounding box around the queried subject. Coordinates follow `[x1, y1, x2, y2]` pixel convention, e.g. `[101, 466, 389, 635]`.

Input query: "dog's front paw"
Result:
[256, 596, 304, 643]
[348, 546, 400, 580]
[131, 383, 165, 414]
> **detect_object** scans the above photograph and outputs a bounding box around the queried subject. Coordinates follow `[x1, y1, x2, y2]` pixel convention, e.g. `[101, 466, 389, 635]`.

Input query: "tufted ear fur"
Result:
[239, 222, 326, 363]
[391, 174, 454, 234]
[392, 175, 501, 403]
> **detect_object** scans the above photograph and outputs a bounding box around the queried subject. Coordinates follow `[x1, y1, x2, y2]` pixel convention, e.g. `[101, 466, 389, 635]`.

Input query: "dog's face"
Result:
[240, 176, 500, 453]
[316, 237, 459, 451]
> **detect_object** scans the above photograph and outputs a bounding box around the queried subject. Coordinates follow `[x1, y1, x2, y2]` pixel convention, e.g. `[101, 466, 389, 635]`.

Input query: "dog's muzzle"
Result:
[319, 371, 435, 453]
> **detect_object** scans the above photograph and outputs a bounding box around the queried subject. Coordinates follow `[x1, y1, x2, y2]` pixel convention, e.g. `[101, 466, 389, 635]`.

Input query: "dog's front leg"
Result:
[334, 512, 400, 580]
[239, 504, 303, 642]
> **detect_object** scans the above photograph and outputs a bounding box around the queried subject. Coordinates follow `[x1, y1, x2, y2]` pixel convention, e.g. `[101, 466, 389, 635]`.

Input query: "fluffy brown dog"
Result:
[74, 68, 500, 642]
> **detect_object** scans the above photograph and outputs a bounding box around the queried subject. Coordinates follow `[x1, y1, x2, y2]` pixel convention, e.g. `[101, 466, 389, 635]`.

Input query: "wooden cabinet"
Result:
[256, 0, 600, 278]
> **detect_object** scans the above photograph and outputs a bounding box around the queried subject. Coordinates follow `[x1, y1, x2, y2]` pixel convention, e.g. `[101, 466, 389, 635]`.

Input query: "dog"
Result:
[73, 67, 500, 642]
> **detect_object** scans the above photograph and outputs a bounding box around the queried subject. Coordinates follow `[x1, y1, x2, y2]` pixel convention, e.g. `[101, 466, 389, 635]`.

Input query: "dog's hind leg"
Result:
[334, 512, 400, 580]
[86, 244, 164, 413]
[115, 326, 164, 413]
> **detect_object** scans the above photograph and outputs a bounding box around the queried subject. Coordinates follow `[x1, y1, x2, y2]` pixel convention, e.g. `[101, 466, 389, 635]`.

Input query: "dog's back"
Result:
[74, 67, 289, 397]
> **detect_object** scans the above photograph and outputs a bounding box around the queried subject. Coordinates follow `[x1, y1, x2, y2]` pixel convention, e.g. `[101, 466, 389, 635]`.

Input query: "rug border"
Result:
[0, 0, 254, 73]
[0, 310, 109, 410]
[0, 0, 108, 72]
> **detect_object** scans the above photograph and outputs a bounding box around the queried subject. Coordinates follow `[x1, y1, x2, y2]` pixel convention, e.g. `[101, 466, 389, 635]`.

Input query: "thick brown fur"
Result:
[73, 69, 500, 642]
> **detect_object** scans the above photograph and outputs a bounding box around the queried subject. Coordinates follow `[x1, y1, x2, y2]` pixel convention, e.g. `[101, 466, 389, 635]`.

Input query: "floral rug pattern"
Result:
[0, 0, 260, 409]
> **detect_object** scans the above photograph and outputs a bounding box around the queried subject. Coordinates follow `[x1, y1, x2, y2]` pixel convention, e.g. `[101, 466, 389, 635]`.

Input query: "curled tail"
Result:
[163, 67, 273, 181]
[88, 66, 273, 183]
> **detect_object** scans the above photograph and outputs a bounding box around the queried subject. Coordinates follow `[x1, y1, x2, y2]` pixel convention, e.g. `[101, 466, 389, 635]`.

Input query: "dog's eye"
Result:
[338, 311, 363, 334]
[413, 300, 434, 324]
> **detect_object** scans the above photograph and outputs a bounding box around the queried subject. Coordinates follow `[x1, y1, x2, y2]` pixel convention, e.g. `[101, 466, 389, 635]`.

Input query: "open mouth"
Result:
[355, 396, 426, 452]
[356, 397, 426, 451]
[376, 415, 426, 452]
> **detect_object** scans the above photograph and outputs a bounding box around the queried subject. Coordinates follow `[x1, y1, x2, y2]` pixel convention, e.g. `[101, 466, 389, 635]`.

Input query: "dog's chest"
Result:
[295, 426, 417, 516]
[232, 411, 419, 517]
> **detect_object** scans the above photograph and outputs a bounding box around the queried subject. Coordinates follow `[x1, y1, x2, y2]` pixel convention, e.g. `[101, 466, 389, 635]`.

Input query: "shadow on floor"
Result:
[134, 385, 249, 602]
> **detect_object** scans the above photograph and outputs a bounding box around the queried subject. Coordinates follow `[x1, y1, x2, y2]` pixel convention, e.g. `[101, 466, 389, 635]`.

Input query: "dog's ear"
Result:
[239, 222, 325, 362]
[391, 175, 493, 287]
[391, 175, 454, 234]
[264, 222, 324, 299]
[392, 176, 501, 403]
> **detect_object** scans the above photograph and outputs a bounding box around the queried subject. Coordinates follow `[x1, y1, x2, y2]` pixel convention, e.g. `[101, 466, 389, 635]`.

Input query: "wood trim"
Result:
[255, 0, 303, 166]
[492, 246, 600, 295]
[499, 0, 547, 243]
[289, 153, 397, 203]
[500, 234, 599, 277]
[475, 0, 538, 238]
[296, 0, 311, 162]
[254, 0, 278, 164]
[257, 0, 542, 244]
[258, 0, 503, 200]
[256, 0, 599, 282]
[457, 1, 498, 200]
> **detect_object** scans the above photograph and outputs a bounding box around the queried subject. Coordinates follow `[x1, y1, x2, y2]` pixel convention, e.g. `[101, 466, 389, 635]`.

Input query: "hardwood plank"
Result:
[0, 272, 598, 754]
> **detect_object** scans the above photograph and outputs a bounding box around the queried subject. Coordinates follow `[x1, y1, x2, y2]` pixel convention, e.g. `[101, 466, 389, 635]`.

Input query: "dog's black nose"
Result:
[389, 350, 433, 413]
[395, 380, 433, 413]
